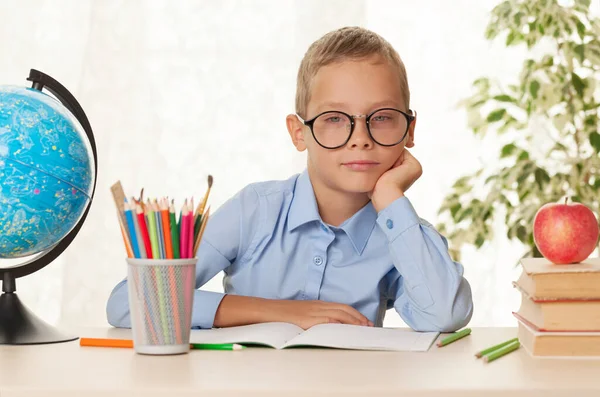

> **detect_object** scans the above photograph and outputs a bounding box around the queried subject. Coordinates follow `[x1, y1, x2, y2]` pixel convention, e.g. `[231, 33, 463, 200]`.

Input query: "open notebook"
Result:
[189, 322, 439, 352]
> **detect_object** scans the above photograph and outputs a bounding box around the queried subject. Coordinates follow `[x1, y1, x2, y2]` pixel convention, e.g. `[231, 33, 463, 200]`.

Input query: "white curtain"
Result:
[3, 0, 583, 328]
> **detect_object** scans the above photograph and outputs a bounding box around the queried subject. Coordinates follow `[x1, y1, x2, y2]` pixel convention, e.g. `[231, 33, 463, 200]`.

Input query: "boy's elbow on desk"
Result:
[403, 278, 474, 333]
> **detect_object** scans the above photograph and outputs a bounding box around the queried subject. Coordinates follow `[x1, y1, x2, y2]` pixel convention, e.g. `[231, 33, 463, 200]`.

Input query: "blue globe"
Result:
[0, 86, 93, 259]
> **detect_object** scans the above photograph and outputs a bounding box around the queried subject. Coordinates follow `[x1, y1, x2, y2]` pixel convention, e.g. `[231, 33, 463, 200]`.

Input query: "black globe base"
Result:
[0, 291, 78, 345]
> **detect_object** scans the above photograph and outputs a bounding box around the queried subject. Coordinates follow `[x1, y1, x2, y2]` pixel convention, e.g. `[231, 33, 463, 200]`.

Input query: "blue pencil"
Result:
[124, 202, 141, 258]
[130, 198, 147, 259]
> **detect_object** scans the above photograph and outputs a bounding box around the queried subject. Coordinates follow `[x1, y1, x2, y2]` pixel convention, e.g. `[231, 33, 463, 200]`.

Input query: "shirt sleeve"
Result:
[106, 185, 261, 329]
[376, 196, 473, 332]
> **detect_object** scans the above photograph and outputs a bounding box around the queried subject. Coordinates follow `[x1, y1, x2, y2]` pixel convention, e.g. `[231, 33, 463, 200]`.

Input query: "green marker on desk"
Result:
[436, 328, 471, 347]
[191, 343, 246, 351]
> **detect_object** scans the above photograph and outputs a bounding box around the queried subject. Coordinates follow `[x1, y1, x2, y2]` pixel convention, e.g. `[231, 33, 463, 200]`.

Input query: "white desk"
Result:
[0, 327, 598, 396]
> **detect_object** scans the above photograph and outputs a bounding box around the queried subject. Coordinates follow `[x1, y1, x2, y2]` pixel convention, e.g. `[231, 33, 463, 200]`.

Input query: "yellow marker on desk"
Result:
[436, 328, 471, 347]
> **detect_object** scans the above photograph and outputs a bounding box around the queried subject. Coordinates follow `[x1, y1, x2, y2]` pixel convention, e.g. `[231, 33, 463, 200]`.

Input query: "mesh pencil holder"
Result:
[126, 258, 197, 355]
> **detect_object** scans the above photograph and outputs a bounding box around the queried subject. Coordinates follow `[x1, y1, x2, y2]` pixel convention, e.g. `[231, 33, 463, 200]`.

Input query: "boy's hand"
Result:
[370, 149, 422, 213]
[271, 300, 374, 330]
[213, 295, 374, 330]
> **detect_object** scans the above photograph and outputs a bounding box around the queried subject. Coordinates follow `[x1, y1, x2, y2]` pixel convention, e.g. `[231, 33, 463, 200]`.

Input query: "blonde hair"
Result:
[295, 26, 410, 118]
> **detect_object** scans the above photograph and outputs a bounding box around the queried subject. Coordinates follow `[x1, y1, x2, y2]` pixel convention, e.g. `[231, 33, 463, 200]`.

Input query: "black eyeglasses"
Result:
[297, 108, 415, 149]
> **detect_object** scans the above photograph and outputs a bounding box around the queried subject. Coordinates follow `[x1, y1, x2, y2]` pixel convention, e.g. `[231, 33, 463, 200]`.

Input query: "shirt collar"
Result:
[288, 170, 321, 232]
[288, 169, 377, 256]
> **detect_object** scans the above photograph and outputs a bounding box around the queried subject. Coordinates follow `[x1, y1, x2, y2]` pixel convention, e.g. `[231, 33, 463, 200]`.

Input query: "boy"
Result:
[107, 27, 473, 332]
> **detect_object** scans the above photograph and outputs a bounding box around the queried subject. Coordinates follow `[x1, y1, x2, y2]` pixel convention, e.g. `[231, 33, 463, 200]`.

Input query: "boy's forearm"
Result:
[213, 295, 278, 328]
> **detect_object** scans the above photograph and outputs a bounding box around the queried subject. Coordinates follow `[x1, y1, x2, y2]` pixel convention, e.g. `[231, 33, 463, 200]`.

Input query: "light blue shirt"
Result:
[107, 170, 473, 332]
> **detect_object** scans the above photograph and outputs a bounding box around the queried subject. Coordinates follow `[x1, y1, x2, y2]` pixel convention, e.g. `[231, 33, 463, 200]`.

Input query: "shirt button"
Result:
[386, 219, 394, 229]
[313, 256, 323, 266]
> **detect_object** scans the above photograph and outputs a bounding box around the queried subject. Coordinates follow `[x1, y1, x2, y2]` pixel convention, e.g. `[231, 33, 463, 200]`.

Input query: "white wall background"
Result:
[3, 0, 597, 329]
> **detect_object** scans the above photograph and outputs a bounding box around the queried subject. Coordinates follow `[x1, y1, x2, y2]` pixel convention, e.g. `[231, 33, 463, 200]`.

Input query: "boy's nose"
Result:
[348, 119, 374, 149]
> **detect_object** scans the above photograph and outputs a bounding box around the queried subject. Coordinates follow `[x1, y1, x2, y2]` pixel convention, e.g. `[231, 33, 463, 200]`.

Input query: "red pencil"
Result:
[180, 201, 189, 259]
[187, 198, 194, 258]
[136, 203, 153, 259]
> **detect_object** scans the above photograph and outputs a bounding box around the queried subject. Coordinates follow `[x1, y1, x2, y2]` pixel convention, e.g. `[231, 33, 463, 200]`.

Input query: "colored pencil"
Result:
[160, 198, 174, 259]
[190, 343, 245, 351]
[170, 200, 180, 259]
[475, 338, 518, 358]
[136, 204, 153, 259]
[124, 202, 141, 258]
[130, 197, 147, 259]
[146, 201, 160, 259]
[188, 198, 194, 258]
[437, 328, 472, 347]
[80, 337, 134, 348]
[153, 200, 165, 259]
[483, 340, 520, 363]
[180, 201, 189, 259]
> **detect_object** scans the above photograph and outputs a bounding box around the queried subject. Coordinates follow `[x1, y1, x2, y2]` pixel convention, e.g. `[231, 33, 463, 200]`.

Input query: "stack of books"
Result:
[513, 257, 600, 357]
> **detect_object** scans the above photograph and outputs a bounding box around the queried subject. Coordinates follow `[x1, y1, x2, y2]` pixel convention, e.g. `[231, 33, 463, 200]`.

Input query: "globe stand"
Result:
[0, 272, 77, 345]
[0, 69, 98, 345]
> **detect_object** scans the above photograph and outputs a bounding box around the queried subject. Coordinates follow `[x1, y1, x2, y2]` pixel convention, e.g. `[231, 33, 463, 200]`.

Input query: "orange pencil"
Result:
[80, 337, 133, 348]
[160, 198, 173, 259]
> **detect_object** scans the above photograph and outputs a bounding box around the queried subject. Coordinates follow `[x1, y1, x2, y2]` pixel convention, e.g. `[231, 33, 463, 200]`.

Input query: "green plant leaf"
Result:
[493, 94, 516, 102]
[487, 109, 506, 122]
[577, 20, 586, 40]
[572, 72, 585, 97]
[576, 0, 591, 8]
[457, 207, 473, 222]
[506, 31, 516, 46]
[590, 132, 600, 153]
[534, 168, 550, 189]
[450, 203, 461, 218]
[516, 225, 528, 243]
[501, 143, 517, 157]
[574, 44, 585, 62]
[475, 235, 485, 248]
[529, 80, 541, 99]
[518, 151, 530, 161]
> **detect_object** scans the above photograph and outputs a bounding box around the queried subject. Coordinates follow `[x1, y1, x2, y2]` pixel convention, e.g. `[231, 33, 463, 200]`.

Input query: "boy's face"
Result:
[287, 55, 415, 196]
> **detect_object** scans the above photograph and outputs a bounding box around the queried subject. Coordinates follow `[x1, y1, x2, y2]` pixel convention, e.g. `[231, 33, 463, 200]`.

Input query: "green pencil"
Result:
[146, 206, 160, 259]
[483, 340, 520, 363]
[475, 337, 518, 358]
[170, 201, 180, 259]
[436, 328, 472, 347]
[191, 343, 246, 351]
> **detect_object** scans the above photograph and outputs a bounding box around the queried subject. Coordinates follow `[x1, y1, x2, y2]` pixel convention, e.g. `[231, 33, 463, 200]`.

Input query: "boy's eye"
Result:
[372, 114, 393, 122]
[324, 116, 343, 123]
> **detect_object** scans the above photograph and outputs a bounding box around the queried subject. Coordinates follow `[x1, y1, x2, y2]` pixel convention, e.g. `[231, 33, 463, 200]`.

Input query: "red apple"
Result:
[533, 199, 599, 264]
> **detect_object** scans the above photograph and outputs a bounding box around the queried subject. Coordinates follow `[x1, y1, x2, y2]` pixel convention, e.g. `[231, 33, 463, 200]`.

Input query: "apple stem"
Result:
[565, 197, 568, 205]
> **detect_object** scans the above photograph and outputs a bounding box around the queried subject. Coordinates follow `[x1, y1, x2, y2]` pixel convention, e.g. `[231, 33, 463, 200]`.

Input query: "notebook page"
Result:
[282, 323, 439, 351]
[190, 322, 304, 349]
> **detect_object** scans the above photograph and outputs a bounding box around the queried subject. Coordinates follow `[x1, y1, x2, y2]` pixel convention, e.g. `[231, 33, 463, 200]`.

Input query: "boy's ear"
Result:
[405, 111, 416, 148]
[286, 114, 307, 152]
